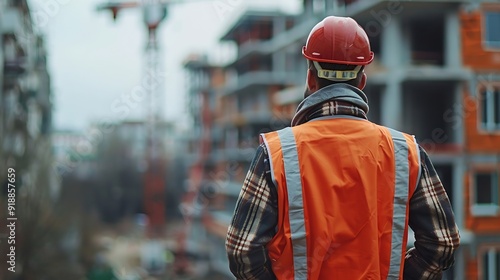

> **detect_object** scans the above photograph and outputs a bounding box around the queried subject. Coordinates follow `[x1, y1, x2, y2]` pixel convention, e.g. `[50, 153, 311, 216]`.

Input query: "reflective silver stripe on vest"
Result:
[387, 128, 410, 279]
[277, 127, 308, 280]
[413, 135, 422, 191]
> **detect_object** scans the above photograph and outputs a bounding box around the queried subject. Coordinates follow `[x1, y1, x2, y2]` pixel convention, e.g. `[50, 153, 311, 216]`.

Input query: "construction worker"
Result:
[226, 16, 460, 279]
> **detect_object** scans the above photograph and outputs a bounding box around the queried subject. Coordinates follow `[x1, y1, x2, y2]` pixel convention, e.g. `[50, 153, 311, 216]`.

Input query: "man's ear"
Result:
[307, 69, 318, 92]
[357, 73, 367, 90]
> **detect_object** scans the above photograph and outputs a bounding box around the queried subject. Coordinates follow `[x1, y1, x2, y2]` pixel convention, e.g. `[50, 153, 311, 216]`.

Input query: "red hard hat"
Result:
[302, 16, 374, 65]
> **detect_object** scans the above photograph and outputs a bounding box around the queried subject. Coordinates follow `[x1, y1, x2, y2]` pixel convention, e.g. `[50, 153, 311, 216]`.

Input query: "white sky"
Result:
[28, 0, 301, 131]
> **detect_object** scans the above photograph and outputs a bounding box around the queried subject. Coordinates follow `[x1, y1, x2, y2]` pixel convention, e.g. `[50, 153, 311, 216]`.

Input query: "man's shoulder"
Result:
[377, 125, 419, 141]
[259, 127, 294, 146]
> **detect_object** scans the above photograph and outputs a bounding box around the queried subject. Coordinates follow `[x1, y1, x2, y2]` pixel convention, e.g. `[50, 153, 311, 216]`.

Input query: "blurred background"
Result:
[0, 0, 499, 279]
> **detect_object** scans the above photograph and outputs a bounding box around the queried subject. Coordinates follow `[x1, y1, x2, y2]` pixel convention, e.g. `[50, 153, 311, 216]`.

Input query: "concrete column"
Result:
[453, 248, 466, 280]
[453, 82, 464, 145]
[452, 123, 466, 280]
[0, 6, 4, 139]
[0, 5, 4, 95]
[273, 52, 286, 73]
[380, 79, 402, 129]
[452, 156, 465, 229]
[273, 16, 286, 37]
[303, 0, 313, 16]
[380, 16, 403, 129]
[381, 16, 403, 69]
[325, 0, 332, 14]
[326, 0, 338, 15]
[445, 10, 462, 68]
[272, 17, 286, 73]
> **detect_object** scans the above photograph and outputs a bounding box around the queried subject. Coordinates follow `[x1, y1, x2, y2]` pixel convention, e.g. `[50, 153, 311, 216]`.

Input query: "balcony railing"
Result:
[224, 71, 303, 96]
[237, 40, 273, 61]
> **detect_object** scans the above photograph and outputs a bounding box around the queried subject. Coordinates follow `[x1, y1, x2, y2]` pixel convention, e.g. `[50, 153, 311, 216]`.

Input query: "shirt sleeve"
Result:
[404, 147, 461, 280]
[225, 144, 278, 280]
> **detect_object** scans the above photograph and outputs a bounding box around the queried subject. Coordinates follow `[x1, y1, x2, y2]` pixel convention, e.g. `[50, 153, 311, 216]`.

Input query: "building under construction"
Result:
[0, 2, 55, 206]
[183, 0, 500, 279]
[0, 0, 76, 278]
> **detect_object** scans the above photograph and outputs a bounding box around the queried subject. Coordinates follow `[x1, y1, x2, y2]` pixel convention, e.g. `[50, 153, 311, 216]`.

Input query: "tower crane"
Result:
[97, 0, 170, 239]
[96, 0, 215, 276]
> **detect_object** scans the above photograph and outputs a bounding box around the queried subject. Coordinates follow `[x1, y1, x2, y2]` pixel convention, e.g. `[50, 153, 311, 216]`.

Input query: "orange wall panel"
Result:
[211, 68, 226, 88]
[463, 93, 500, 153]
[466, 215, 500, 233]
[466, 258, 479, 280]
[464, 173, 500, 233]
[460, 9, 500, 70]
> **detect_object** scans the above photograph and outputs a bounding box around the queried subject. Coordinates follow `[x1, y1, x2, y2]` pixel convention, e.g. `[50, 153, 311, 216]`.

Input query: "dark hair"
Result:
[307, 60, 364, 89]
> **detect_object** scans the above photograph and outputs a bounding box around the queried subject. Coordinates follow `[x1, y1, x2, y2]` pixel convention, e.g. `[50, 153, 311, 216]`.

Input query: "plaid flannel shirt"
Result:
[225, 101, 460, 280]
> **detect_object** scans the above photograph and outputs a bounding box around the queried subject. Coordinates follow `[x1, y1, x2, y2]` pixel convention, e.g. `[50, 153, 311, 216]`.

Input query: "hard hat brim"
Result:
[302, 46, 374, 65]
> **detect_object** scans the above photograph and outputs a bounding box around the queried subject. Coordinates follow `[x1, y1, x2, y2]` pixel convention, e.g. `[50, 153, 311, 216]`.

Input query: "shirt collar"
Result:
[291, 84, 369, 126]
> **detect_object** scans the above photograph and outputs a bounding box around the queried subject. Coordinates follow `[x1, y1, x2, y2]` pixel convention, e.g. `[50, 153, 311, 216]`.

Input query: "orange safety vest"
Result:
[260, 116, 421, 280]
